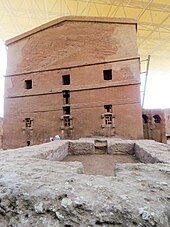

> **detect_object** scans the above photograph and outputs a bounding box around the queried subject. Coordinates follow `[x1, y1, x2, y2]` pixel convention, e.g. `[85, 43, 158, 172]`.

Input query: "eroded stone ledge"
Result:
[0, 138, 170, 226]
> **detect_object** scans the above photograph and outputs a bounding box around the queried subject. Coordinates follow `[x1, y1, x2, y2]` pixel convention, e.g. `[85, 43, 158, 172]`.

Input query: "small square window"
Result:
[62, 75, 70, 85]
[25, 80, 32, 89]
[63, 106, 70, 115]
[25, 118, 32, 128]
[104, 105, 112, 113]
[103, 69, 112, 80]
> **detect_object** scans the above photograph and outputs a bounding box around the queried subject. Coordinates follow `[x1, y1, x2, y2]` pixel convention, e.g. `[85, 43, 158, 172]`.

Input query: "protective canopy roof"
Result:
[0, 0, 169, 73]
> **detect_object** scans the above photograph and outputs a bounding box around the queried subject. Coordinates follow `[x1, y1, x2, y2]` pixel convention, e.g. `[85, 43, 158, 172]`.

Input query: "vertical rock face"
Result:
[142, 109, 166, 143]
[4, 16, 143, 149]
[163, 109, 170, 143]
[0, 117, 3, 149]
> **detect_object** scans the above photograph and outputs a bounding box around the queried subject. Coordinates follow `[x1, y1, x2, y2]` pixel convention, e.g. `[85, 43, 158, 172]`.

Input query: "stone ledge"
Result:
[0, 138, 170, 226]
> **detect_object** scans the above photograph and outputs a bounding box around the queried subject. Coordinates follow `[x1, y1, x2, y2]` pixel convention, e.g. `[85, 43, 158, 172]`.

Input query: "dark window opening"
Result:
[153, 114, 161, 123]
[27, 141, 30, 146]
[64, 116, 71, 127]
[25, 118, 32, 128]
[105, 114, 112, 125]
[62, 75, 70, 85]
[142, 114, 149, 123]
[63, 106, 70, 115]
[25, 80, 32, 89]
[104, 105, 112, 113]
[63, 90, 70, 105]
[103, 69, 112, 80]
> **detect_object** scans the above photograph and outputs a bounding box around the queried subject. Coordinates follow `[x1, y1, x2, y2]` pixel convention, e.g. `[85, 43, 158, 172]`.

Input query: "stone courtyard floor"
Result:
[63, 154, 138, 176]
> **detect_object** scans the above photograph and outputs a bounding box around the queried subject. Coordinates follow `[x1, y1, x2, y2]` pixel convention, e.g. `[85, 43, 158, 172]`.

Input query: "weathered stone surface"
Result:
[0, 138, 170, 226]
[68, 141, 95, 155]
[107, 138, 135, 154]
[33, 140, 69, 161]
[135, 140, 170, 163]
[142, 109, 166, 144]
[0, 117, 3, 149]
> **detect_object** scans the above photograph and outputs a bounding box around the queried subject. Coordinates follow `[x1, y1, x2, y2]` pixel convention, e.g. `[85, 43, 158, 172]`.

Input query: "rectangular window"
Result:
[61, 115, 72, 130]
[63, 106, 70, 115]
[62, 75, 70, 85]
[25, 80, 32, 89]
[104, 105, 112, 113]
[103, 69, 112, 80]
[63, 90, 70, 105]
[105, 114, 112, 125]
[25, 118, 32, 128]
[64, 116, 71, 127]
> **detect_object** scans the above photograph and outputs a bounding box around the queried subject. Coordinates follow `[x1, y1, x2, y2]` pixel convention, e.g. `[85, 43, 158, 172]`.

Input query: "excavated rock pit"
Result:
[62, 154, 138, 176]
[62, 139, 139, 176]
[0, 138, 170, 226]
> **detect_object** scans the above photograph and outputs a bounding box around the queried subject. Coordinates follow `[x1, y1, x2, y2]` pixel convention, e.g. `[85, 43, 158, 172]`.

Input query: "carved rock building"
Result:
[3, 16, 143, 149]
[142, 109, 170, 144]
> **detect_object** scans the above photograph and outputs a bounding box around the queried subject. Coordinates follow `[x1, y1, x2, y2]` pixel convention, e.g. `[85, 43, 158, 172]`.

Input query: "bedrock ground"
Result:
[0, 138, 169, 226]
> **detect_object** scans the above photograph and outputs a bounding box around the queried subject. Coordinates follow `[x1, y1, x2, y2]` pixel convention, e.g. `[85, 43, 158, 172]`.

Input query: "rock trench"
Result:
[0, 138, 170, 226]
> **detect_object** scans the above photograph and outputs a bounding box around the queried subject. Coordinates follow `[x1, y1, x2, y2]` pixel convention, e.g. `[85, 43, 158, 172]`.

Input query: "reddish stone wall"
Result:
[142, 109, 166, 143]
[5, 59, 139, 98]
[6, 21, 138, 75]
[164, 109, 170, 137]
[3, 17, 143, 149]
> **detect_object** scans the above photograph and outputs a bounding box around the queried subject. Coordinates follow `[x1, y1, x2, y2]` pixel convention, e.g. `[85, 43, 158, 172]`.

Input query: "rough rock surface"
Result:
[135, 140, 170, 163]
[68, 141, 95, 155]
[0, 138, 170, 226]
[0, 117, 3, 149]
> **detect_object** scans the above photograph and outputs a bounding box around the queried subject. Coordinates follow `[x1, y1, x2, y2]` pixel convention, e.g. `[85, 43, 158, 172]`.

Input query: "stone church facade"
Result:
[3, 16, 143, 149]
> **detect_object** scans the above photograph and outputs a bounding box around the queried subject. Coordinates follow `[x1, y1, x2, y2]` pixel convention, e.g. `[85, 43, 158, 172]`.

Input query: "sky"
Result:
[0, 41, 170, 117]
[142, 70, 170, 109]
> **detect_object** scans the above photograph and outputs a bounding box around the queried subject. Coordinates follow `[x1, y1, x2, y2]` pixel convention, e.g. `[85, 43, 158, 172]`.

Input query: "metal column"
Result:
[140, 55, 151, 108]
